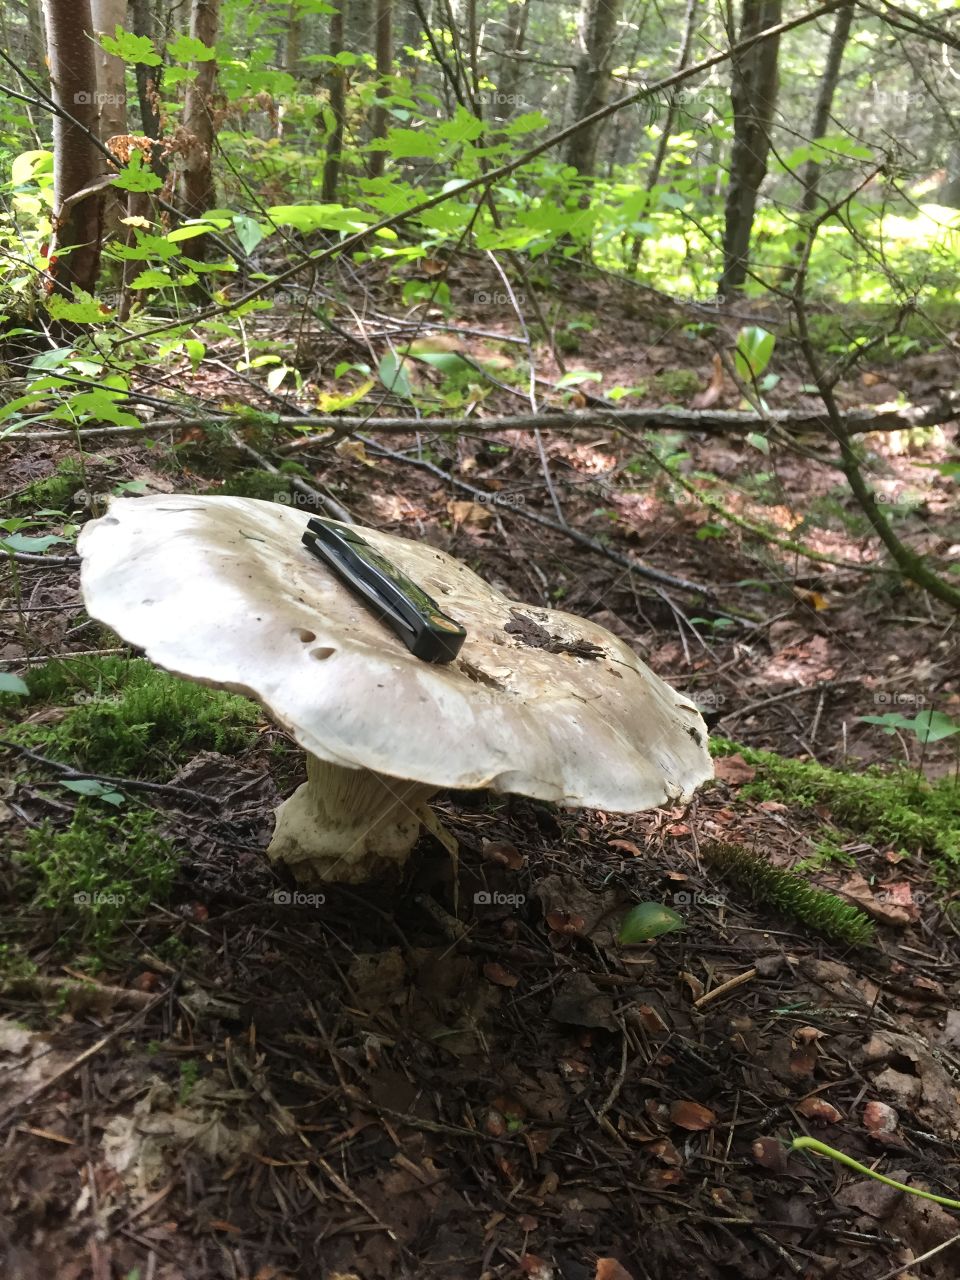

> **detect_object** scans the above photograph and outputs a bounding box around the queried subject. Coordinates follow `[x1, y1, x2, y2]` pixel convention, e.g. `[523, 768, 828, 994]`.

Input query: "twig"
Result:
[361, 435, 737, 604]
[718, 678, 862, 722]
[0, 738, 223, 808]
[693, 968, 758, 1008]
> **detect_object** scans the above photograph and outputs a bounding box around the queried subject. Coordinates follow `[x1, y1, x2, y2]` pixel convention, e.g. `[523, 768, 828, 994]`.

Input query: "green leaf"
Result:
[746, 431, 770, 455]
[556, 369, 602, 388]
[129, 269, 173, 290]
[378, 352, 413, 400]
[1, 532, 70, 553]
[112, 152, 163, 193]
[101, 27, 161, 65]
[860, 710, 960, 743]
[735, 326, 775, 382]
[47, 292, 113, 324]
[0, 673, 29, 696]
[60, 779, 125, 807]
[167, 33, 217, 62]
[619, 901, 685, 943]
[233, 214, 265, 255]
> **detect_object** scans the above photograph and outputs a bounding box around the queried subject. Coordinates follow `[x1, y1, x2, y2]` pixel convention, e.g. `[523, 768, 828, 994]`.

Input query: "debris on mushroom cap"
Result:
[78, 495, 713, 810]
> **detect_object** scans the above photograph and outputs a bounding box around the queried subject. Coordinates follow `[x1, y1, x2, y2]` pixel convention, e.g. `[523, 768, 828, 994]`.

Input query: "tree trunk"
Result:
[345, 0, 373, 54]
[719, 0, 782, 295]
[494, 0, 529, 120]
[177, 0, 220, 240]
[629, 0, 699, 272]
[42, 0, 104, 296]
[27, 0, 46, 80]
[562, 0, 623, 176]
[285, 2, 302, 78]
[369, 0, 393, 178]
[89, 0, 128, 141]
[131, 0, 163, 142]
[799, 0, 853, 213]
[321, 0, 346, 202]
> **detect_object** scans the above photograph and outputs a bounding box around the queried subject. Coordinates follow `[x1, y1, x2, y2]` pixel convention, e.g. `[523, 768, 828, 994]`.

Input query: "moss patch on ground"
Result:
[4, 655, 261, 777]
[712, 737, 960, 875]
[15, 806, 177, 953]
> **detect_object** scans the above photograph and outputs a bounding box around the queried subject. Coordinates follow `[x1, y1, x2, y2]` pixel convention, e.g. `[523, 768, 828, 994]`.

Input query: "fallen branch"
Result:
[11, 398, 954, 445]
[360, 436, 758, 617]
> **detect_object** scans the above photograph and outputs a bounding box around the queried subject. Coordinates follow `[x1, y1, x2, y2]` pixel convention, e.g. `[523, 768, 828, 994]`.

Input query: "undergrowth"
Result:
[702, 841, 875, 946]
[711, 737, 960, 875]
[16, 806, 176, 952]
[4, 655, 261, 776]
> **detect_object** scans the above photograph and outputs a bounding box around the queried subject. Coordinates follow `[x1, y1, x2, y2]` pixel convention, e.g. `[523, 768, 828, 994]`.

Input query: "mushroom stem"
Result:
[267, 753, 438, 885]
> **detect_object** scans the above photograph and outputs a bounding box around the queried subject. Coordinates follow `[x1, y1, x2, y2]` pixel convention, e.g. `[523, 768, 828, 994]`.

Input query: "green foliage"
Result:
[619, 901, 684, 942]
[711, 737, 960, 872]
[702, 841, 875, 946]
[5, 655, 261, 777]
[16, 807, 176, 950]
[12, 455, 83, 511]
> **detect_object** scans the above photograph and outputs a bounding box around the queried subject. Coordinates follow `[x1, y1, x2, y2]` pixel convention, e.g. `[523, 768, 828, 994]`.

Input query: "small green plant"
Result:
[179, 1058, 201, 1102]
[702, 841, 875, 945]
[792, 1137, 960, 1211]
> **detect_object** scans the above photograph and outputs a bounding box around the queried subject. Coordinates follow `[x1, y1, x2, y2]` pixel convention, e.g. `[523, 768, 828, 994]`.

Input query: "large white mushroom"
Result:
[78, 495, 713, 884]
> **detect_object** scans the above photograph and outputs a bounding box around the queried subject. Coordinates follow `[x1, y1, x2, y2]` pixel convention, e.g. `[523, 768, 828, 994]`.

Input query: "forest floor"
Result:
[1, 260, 960, 1280]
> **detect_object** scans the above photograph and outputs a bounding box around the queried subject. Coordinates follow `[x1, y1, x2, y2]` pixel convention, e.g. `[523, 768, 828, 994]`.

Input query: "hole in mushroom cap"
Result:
[295, 628, 316, 643]
[311, 646, 336, 661]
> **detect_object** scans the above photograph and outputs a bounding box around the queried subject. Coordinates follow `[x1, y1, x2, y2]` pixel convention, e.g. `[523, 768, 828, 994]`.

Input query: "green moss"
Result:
[702, 840, 875, 946]
[652, 369, 700, 401]
[5, 655, 261, 777]
[711, 737, 960, 874]
[16, 807, 176, 950]
[11, 455, 83, 512]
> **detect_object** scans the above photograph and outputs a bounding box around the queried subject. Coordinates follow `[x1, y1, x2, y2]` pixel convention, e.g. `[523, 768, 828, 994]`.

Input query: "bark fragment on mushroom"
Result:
[79, 495, 713, 884]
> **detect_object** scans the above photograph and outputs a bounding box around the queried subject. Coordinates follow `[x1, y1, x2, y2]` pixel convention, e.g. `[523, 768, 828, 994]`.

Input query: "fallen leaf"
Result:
[646, 1137, 682, 1166]
[483, 839, 524, 869]
[837, 873, 911, 927]
[796, 1097, 842, 1125]
[520, 1254, 554, 1280]
[863, 1101, 899, 1134]
[595, 1260, 635, 1280]
[669, 1100, 716, 1131]
[608, 838, 644, 857]
[549, 975, 615, 1030]
[546, 909, 587, 936]
[483, 962, 519, 989]
[632, 1004, 669, 1035]
[752, 1137, 787, 1174]
[691, 353, 726, 410]
[713, 753, 756, 785]
[446, 499, 492, 529]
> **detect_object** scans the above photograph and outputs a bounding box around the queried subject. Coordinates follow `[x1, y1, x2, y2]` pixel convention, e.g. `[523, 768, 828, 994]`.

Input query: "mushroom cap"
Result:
[78, 495, 712, 810]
